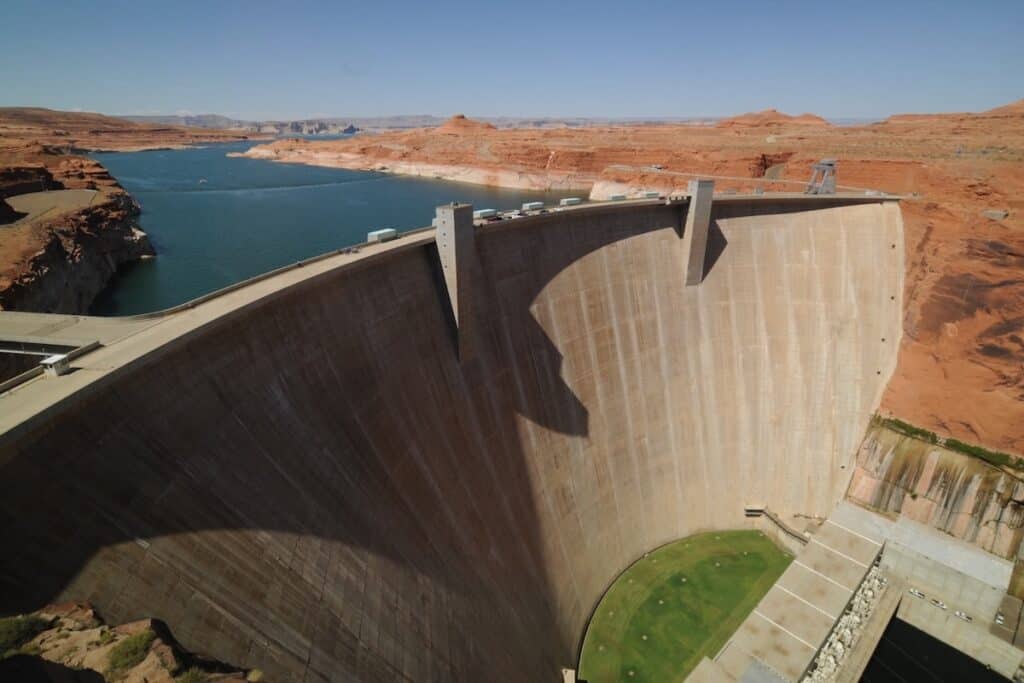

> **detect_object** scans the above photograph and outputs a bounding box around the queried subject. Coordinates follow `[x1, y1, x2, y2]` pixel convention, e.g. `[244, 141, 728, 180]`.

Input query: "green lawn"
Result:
[578, 530, 792, 683]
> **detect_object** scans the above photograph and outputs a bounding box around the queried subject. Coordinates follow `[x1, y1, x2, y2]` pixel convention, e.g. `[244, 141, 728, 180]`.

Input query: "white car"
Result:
[954, 610, 972, 622]
[909, 588, 926, 599]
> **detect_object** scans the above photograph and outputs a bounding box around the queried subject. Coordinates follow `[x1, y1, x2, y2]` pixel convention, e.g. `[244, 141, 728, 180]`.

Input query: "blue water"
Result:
[90, 141, 570, 315]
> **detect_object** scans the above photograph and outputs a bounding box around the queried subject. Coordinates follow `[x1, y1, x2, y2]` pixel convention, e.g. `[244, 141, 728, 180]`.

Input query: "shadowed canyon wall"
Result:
[0, 199, 902, 681]
[848, 422, 1024, 559]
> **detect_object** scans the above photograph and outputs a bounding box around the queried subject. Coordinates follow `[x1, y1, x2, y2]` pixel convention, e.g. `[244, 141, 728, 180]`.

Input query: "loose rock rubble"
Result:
[803, 566, 887, 682]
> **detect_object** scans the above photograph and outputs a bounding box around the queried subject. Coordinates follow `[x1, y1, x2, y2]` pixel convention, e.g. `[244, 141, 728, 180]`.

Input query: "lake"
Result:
[91, 140, 571, 315]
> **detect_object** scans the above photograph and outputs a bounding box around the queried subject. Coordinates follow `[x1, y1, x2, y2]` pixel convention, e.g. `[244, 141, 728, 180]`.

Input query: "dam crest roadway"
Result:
[0, 191, 904, 681]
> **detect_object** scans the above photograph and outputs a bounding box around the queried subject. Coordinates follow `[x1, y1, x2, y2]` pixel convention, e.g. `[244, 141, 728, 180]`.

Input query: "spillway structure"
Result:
[0, 193, 905, 681]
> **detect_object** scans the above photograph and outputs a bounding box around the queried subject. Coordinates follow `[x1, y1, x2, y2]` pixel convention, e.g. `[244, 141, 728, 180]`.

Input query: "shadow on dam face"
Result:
[0, 198, 904, 681]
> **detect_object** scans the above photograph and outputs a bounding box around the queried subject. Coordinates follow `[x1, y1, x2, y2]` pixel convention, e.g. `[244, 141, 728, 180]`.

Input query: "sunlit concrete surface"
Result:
[712, 509, 883, 682]
[0, 196, 903, 681]
[899, 593, 1024, 678]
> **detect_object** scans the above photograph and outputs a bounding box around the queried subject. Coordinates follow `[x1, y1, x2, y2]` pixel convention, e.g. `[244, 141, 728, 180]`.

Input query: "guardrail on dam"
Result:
[0, 194, 904, 681]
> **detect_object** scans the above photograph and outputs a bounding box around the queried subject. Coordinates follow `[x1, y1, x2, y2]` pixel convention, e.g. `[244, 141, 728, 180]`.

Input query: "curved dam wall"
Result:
[0, 198, 903, 681]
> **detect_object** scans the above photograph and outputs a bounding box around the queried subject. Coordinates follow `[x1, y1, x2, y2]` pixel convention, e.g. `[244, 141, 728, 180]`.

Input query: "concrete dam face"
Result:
[0, 198, 903, 681]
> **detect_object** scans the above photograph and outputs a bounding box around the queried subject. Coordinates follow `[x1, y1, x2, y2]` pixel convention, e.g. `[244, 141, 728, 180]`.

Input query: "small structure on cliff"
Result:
[806, 159, 837, 194]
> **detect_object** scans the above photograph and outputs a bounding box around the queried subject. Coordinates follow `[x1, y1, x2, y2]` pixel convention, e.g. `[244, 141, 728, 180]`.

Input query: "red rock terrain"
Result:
[0, 141, 153, 314]
[0, 107, 262, 152]
[0, 109, 266, 314]
[247, 103, 1024, 456]
[717, 108, 831, 128]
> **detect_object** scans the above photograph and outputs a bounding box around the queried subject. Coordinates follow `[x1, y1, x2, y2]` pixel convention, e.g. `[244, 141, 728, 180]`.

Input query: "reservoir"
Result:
[91, 140, 569, 315]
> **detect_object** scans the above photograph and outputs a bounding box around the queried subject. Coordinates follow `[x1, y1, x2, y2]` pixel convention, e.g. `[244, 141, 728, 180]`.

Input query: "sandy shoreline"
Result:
[234, 145, 596, 193]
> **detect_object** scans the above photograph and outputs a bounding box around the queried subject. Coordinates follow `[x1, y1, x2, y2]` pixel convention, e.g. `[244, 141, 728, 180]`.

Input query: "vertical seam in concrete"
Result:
[692, 274, 716, 528]
[781, 224, 805, 515]
[649, 229, 685, 536]
[494, 304, 575, 649]
[625, 240, 660, 542]
[809, 210, 830, 515]
[528, 295, 584, 627]
[724, 249, 753, 513]
[807, 210, 832, 514]
[601, 244, 648, 543]
[447, 335, 553, 606]
[418, 360, 515, 572]
[576, 268, 623, 557]
[834, 210, 854, 503]
[542, 294, 587, 615]
[749, 223, 771, 508]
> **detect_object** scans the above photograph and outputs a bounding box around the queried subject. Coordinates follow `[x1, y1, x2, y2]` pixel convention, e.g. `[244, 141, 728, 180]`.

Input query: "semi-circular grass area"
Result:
[578, 530, 792, 683]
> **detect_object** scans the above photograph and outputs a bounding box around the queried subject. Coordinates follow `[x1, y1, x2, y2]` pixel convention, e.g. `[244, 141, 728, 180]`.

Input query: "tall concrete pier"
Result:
[435, 202, 477, 359]
[681, 179, 715, 285]
[0, 195, 903, 681]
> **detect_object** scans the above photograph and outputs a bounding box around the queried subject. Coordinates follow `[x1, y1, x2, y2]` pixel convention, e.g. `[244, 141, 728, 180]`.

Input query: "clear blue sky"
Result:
[2, 0, 1021, 120]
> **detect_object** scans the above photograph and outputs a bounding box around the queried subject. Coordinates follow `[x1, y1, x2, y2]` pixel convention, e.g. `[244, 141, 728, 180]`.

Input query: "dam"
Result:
[0, 193, 905, 681]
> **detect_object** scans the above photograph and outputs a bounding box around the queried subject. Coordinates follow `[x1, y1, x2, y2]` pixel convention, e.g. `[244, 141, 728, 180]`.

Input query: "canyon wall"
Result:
[847, 422, 1024, 559]
[0, 199, 902, 681]
[0, 151, 154, 314]
[0, 192, 153, 313]
[0, 106, 263, 316]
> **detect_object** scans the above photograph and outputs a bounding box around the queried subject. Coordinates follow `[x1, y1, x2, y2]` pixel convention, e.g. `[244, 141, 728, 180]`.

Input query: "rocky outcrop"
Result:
[846, 422, 1024, 559]
[437, 114, 496, 133]
[0, 139, 157, 315]
[0, 602, 255, 682]
[0, 165, 61, 198]
[717, 108, 831, 128]
[0, 191, 153, 313]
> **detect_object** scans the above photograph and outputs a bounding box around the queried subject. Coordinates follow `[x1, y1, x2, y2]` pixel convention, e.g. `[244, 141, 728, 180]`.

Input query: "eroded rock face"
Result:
[0, 165, 62, 198]
[0, 143, 156, 314]
[847, 423, 1024, 559]
[0, 107, 267, 315]
[0, 190, 154, 314]
[0, 602, 252, 682]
